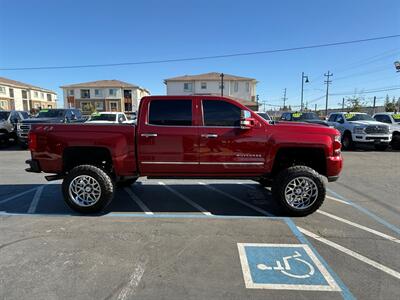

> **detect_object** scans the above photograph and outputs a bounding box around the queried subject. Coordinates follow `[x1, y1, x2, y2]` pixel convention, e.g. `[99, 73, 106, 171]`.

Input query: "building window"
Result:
[201, 82, 207, 89]
[183, 83, 193, 92]
[47, 94, 52, 101]
[234, 82, 238, 92]
[95, 101, 104, 111]
[245, 82, 250, 92]
[0, 86, 5, 94]
[9, 88, 14, 98]
[41, 92, 44, 99]
[110, 101, 118, 111]
[68, 89, 74, 96]
[95, 89, 102, 97]
[81, 89, 90, 98]
[109, 89, 117, 96]
[21, 90, 28, 99]
[34, 91, 38, 97]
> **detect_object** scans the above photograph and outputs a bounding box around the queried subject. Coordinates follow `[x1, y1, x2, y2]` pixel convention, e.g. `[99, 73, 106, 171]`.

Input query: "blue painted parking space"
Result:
[237, 243, 341, 291]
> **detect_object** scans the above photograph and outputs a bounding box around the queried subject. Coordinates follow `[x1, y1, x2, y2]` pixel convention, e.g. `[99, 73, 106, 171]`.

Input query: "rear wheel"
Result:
[62, 165, 114, 213]
[272, 166, 326, 217]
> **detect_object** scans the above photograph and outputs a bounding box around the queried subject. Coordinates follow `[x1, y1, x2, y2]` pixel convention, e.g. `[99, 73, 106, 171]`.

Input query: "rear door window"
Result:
[149, 100, 192, 126]
[202, 100, 241, 127]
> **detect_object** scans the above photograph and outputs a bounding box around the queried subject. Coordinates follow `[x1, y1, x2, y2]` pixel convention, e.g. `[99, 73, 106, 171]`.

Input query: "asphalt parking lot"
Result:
[0, 145, 399, 299]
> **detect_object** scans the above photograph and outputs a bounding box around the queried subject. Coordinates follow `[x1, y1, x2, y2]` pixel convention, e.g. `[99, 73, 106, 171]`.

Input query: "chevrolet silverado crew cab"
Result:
[18, 108, 84, 147]
[26, 95, 343, 216]
[328, 112, 391, 150]
[372, 112, 400, 150]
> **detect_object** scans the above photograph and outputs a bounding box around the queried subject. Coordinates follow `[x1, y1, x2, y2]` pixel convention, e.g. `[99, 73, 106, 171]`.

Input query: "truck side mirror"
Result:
[240, 110, 255, 129]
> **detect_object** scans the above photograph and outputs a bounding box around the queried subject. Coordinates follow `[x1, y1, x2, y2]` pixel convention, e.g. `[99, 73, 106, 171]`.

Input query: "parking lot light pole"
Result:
[301, 72, 309, 111]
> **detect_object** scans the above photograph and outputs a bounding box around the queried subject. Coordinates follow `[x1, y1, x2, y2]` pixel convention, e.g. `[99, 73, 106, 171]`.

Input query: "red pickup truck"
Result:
[26, 95, 342, 216]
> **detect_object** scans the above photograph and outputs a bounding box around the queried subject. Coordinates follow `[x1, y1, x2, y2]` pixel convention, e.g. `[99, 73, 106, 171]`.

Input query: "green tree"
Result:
[345, 97, 364, 112]
[384, 94, 396, 112]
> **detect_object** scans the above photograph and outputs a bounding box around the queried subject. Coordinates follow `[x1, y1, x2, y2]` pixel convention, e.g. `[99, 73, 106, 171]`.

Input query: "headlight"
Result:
[353, 127, 365, 134]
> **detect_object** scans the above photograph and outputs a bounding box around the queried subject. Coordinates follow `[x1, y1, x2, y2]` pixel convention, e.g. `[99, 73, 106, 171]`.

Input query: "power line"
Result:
[1, 34, 400, 71]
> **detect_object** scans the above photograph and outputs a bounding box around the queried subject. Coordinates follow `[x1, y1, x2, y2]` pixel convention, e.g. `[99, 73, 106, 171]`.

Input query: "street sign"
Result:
[237, 243, 341, 291]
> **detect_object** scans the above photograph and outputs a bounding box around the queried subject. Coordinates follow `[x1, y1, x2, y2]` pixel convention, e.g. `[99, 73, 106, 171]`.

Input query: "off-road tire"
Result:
[272, 166, 326, 217]
[62, 165, 114, 214]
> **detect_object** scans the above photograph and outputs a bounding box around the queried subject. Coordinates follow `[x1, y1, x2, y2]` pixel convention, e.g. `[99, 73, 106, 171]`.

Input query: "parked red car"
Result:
[26, 95, 342, 216]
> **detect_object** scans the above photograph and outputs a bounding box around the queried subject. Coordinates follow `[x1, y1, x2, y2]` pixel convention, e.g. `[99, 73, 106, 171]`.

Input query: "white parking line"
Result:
[158, 182, 212, 216]
[299, 227, 400, 280]
[198, 182, 273, 217]
[0, 187, 40, 205]
[326, 195, 351, 205]
[124, 187, 153, 215]
[317, 210, 400, 244]
[27, 185, 44, 214]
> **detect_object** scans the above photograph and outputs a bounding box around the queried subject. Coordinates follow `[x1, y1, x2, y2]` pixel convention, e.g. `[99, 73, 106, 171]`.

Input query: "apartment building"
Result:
[164, 72, 258, 109]
[0, 77, 57, 111]
[61, 80, 150, 114]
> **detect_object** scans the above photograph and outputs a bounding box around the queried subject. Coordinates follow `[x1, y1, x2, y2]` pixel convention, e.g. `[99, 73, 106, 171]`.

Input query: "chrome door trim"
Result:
[141, 161, 264, 165]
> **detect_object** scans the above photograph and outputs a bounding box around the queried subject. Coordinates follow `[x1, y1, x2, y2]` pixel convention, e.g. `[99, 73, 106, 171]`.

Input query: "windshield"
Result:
[344, 113, 374, 121]
[37, 109, 65, 118]
[0, 111, 10, 121]
[292, 112, 319, 121]
[392, 114, 400, 123]
[257, 112, 271, 121]
[89, 114, 116, 121]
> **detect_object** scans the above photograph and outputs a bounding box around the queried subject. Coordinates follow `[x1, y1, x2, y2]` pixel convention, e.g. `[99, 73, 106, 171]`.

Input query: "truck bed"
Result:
[30, 123, 137, 176]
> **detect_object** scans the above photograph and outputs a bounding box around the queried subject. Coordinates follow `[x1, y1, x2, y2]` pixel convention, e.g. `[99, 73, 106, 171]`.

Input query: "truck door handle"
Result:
[201, 133, 218, 138]
[141, 133, 158, 137]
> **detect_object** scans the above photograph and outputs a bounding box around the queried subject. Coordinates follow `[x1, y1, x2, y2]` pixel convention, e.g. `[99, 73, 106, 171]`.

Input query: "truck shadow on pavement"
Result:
[0, 182, 282, 217]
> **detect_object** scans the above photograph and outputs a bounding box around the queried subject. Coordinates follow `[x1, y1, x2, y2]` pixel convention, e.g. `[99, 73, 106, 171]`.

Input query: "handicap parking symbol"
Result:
[237, 243, 341, 291]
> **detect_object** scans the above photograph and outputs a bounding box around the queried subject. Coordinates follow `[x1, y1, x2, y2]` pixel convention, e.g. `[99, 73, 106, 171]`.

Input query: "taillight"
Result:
[333, 135, 341, 155]
[28, 132, 37, 151]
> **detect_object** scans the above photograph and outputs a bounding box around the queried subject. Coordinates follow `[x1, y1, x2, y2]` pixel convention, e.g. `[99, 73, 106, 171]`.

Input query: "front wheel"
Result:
[341, 133, 354, 150]
[374, 144, 388, 151]
[272, 166, 326, 217]
[391, 135, 400, 150]
[62, 165, 114, 213]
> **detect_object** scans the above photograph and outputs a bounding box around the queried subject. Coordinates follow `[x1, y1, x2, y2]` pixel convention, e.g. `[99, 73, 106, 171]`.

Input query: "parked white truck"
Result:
[327, 112, 391, 150]
[373, 112, 400, 150]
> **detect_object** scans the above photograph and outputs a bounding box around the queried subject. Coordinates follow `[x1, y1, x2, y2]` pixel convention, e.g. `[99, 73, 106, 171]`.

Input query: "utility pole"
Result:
[342, 97, 345, 110]
[314, 104, 317, 112]
[324, 71, 333, 116]
[372, 96, 376, 114]
[282, 88, 288, 110]
[220, 73, 224, 96]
